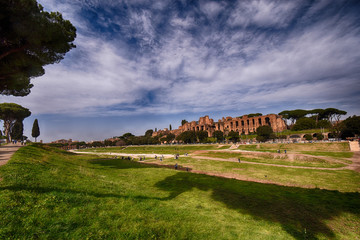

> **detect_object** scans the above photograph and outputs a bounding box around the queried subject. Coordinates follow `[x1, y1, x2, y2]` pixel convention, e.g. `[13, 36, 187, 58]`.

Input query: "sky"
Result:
[1, 0, 360, 142]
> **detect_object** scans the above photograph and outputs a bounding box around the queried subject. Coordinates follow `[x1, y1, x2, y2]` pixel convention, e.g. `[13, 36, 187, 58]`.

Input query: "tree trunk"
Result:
[4, 120, 11, 143]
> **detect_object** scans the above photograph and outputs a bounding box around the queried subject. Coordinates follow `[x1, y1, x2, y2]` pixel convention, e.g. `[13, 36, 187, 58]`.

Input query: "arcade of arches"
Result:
[153, 114, 287, 137]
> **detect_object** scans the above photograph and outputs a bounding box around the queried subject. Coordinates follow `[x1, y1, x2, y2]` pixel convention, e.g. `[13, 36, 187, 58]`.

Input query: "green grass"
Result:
[300, 151, 354, 159]
[194, 151, 346, 168]
[79, 145, 219, 155]
[1, 144, 359, 239]
[237, 142, 350, 153]
[279, 129, 331, 135]
[240, 134, 257, 139]
[151, 157, 359, 192]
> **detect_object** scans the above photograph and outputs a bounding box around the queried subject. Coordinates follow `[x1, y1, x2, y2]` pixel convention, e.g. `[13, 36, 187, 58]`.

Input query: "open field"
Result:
[193, 151, 347, 168]
[1, 143, 360, 239]
[78, 145, 220, 155]
[235, 142, 350, 153]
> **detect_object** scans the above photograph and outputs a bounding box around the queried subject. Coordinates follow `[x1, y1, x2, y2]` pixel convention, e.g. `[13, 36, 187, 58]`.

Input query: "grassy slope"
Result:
[150, 157, 360, 192]
[236, 142, 350, 153]
[0, 145, 359, 239]
[194, 152, 346, 168]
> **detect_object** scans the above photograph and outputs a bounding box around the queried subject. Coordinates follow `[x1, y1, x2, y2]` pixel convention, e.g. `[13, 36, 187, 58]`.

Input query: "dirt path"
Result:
[347, 152, 360, 172]
[0, 143, 22, 167]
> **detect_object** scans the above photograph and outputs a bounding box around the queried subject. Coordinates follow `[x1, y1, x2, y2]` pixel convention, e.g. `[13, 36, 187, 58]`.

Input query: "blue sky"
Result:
[1, 0, 360, 142]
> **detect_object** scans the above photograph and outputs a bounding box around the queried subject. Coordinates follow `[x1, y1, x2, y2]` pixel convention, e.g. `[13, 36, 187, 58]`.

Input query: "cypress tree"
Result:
[32, 119, 40, 142]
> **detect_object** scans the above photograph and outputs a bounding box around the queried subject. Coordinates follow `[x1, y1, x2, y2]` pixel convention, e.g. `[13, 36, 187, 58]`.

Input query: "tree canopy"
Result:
[247, 113, 263, 118]
[279, 108, 347, 125]
[279, 109, 308, 125]
[212, 130, 224, 142]
[10, 120, 23, 140]
[0, 103, 31, 142]
[196, 130, 208, 143]
[176, 131, 196, 143]
[0, 0, 76, 96]
[291, 118, 316, 131]
[227, 131, 240, 142]
[145, 129, 153, 137]
[340, 115, 360, 139]
[256, 125, 274, 142]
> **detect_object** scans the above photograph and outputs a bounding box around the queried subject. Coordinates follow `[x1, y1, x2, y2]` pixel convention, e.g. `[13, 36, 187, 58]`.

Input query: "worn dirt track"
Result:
[0, 143, 22, 167]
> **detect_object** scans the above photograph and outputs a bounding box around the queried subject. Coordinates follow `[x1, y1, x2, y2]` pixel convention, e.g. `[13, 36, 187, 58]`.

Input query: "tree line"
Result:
[1, 0, 76, 143]
[0, 103, 41, 143]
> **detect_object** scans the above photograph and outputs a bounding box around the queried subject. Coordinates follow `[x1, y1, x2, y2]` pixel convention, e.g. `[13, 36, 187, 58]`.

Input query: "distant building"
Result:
[153, 114, 287, 137]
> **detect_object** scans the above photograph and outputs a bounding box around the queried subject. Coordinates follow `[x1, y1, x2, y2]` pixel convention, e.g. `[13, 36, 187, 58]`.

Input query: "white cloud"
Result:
[2, 0, 359, 119]
[200, 1, 225, 19]
[228, 0, 299, 28]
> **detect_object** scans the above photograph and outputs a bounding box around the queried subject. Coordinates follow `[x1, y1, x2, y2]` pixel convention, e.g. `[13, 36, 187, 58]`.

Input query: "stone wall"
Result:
[153, 114, 287, 137]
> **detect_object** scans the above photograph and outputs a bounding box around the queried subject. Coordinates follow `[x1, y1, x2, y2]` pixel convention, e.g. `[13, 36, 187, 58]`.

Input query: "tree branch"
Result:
[0, 44, 29, 61]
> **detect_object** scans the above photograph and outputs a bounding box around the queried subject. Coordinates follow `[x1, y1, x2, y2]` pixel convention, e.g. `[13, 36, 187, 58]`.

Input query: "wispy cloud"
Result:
[2, 0, 359, 119]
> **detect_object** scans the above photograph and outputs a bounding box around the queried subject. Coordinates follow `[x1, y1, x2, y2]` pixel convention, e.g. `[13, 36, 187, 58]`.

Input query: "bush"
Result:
[256, 135, 266, 142]
[204, 137, 217, 143]
[304, 134, 313, 141]
[278, 135, 287, 139]
[314, 133, 324, 140]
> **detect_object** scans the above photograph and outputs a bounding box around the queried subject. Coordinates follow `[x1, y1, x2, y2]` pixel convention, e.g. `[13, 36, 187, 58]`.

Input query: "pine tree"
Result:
[169, 124, 172, 130]
[10, 120, 24, 140]
[32, 119, 40, 142]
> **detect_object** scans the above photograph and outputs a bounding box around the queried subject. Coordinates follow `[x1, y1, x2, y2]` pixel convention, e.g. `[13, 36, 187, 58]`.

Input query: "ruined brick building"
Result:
[153, 114, 287, 137]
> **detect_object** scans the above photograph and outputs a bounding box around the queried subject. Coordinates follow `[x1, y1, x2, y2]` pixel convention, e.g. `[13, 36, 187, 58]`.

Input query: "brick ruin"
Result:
[153, 114, 287, 138]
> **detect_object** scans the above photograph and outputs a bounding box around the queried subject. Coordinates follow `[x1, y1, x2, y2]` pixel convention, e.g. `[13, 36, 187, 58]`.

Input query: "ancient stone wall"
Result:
[153, 114, 287, 138]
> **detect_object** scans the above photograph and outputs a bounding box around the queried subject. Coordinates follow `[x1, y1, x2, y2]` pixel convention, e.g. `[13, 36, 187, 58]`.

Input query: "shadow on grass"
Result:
[0, 184, 164, 202]
[90, 158, 192, 171]
[155, 171, 360, 239]
[90, 158, 158, 169]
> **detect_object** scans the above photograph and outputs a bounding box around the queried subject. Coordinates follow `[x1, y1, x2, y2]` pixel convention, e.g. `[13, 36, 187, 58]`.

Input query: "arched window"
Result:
[265, 117, 271, 126]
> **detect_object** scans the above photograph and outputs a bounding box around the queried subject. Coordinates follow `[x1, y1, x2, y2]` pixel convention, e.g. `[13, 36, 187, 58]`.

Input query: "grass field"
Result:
[1, 144, 359, 239]
[193, 151, 346, 168]
[79, 145, 219, 155]
[236, 142, 350, 153]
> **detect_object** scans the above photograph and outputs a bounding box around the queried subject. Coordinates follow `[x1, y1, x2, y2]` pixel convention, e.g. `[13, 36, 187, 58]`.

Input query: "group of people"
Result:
[277, 149, 287, 154]
[11, 139, 27, 145]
